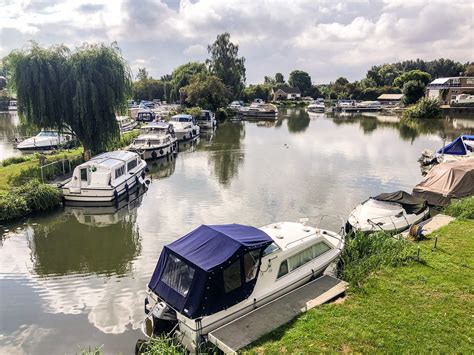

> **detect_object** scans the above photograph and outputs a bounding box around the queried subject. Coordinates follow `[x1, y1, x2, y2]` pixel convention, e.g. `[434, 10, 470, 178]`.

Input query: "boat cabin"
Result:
[170, 114, 195, 124]
[140, 121, 175, 136]
[137, 111, 155, 122]
[148, 224, 272, 319]
[70, 151, 142, 189]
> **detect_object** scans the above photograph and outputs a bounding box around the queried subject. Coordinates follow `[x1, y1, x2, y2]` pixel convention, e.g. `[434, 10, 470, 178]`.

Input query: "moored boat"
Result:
[307, 98, 325, 112]
[346, 191, 429, 234]
[116, 115, 138, 133]
[16, 130, 72, 151]
[239, 99, 278, 120]
[143, 221, 344, 347]
[61, 150, 146, 204]
[169, 114, 200, 141]
[197, 110, 216, 129]
[128, 121, 177, 160]
[420, 134, 474, 166]
[8, 100, 17, 111]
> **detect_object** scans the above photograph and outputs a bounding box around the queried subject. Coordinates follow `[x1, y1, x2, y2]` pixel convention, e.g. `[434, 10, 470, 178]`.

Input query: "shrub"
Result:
[402, 97, 442, 120]
[402, 80, 426, 105]
[0, 194, 30, 221]
[215, 107, 229, 121]
[184, 106, 202, 118]
[339, 231, 416, 287]
[444, 197, 474, 219]
[105, 130, 140, 151]
[1, 155, 36, 167]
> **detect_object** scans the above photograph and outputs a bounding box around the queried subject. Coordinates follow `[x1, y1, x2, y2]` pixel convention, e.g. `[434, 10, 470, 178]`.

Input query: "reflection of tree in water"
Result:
[28, 209, 141, 277]
[286, 109, 310, 133]
[205, 121, 245, 186]
[359, 117, 378, 134]
[146, 155, 177, 180]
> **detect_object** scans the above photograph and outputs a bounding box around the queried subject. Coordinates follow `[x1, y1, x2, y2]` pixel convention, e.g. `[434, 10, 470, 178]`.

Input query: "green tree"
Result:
[464, 64, 474, 76]
[275, 73, 284, 83]
[169, 62, 207, 103]
[288, 70, 312, 96]
[207, 33, 246, 98]
[136, 67, 148, 81]
[182, 73, 230, 110]
[242, 84, 272, 102]
[132, 78, 165, 101]
[402, 80, 426, 105]
[9, 42, 131, 153]
[393, 70, 432, 88]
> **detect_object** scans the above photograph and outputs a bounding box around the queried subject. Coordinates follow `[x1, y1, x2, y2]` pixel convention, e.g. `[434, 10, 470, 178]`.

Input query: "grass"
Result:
[444, 196, 474, 219]
[248, 219, 474, 353]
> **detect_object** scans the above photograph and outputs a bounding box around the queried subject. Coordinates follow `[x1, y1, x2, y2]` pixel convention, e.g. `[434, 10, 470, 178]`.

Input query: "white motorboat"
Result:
[143, 221, 344, 347]
[8, 100, 17, 111]
[197, 110, 217, 129]
[16, 130, 72, 151]
[307, 99, 325, 112]
[169, 114, 200, 141]
[346, 191, 429, 234]
[239, 99, 278, 120]
[61, 151, 147, 204]
[128, 121, 177, 160]
[228, 101, 243, 111]
[116, 116, 138, 133]
[420, 135, 474, 166]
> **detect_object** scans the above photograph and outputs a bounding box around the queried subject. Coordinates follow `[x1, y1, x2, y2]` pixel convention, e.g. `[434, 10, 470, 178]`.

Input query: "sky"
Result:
[0, 0, 473, 84]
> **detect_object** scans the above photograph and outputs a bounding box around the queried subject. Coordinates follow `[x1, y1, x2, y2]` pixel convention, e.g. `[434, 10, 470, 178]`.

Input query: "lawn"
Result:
[249, 219, 473, 353]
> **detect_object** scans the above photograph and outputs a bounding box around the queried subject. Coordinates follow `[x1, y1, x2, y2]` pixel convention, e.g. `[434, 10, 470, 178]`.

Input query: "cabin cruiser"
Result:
[239, 99, 278, 119]
[307, 99, 325, 112]
[16, 130, 72, 151]
[169, 114, 200, 141]
[420, 135, 474, 166]
[137, 109, 156, 122]
[116, 116, 138, 133]
[228, 101, 243, 111]
[128, 121, 177, 160]
[8, 100, 17, 111]
[355, 101, 382, 110]
[143, 221, 344, 349]
[61, 151, 146, 204]
[346, 191, 429, 234]
[197, 110, 216, 129]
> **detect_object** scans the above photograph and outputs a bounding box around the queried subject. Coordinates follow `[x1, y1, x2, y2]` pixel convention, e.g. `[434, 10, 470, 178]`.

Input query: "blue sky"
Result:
[1, 0, 472, 83]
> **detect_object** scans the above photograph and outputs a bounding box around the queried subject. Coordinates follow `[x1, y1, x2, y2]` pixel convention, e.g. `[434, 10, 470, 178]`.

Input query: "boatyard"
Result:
[1, 1, 473, 354]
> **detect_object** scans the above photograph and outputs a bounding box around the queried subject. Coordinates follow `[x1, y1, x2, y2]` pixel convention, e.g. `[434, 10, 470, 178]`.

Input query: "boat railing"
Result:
[366, 212, 409, 232]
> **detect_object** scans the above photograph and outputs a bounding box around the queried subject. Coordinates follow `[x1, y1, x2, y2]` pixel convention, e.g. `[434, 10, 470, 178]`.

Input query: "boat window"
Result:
[161, 254, 195, 297]
[149, 139, 161, 145]
[134, 139, 146, 145]
[127, 159, 137, 171]
[262, 242, 279, 256]
[80, 168, 88, 181]
[312, 242, 331, 258]
[115, 166, 125, 179]
[277, 260, 288, 278]
[223, 259, 242, 293]
[287, 242, 332, 272]
[244, 250, 260, 282]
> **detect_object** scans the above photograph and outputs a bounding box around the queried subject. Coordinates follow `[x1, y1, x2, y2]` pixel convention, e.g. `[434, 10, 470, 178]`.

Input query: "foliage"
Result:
[184, 106, 202, 118]
[182, 73, 231, 110]
[275, 72, 284, 83]
[402, 80, 426, 105]
[136, 335, 185, 354]
[288, 70, 312, 96]
[249, 220, 474, 353]
[1, 154, 36, 167]
[132, 78, 166, 102]
[136, 67, 149, 81]
[215, 107, 230, 121]
[464, 63, 474, 76]
[393, 69, 432, 88]
[207, 32, 246, 98]
[242, 84, 272, 102]
[0, 179, 62, 222]
[169, 62, 207, 103]
[8, 42, 131, 154]
[106, 129, 140, 151]
[444, 196, 474, 219]
[402, 97, 441, 120]
[339, 231, 415, 288]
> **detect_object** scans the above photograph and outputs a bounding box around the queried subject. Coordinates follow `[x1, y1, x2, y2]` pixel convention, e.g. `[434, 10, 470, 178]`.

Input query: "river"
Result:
[1, 108, 473, 354]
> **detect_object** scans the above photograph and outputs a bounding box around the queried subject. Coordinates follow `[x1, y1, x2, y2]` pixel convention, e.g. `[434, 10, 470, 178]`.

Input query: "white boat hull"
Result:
[129, 142, 176, 160]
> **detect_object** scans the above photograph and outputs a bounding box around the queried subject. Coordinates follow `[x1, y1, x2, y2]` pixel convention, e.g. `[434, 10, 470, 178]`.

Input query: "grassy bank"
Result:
[249, 219, 473, 353]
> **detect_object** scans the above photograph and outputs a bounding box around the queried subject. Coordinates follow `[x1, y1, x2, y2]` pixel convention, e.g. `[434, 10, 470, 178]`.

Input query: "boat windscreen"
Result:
[161, 254, 195, 297]
[373, 191, 427, 214]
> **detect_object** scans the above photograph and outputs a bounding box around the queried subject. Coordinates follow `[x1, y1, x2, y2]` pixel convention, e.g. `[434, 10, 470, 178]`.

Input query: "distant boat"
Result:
[128, 121, 177, 160]
[8, 100, 17, 111]
[228, 101, 243, 111]
[239, 99, 278, 120]
[61, 150, 147, 204]
[307, 99, 325, 112]
[116, 116, 138, 133]
[16, 130, 72, 151]
[346, 191, 429, 234]
[169, 114, 200, 141]
[197, 110, 217, 129]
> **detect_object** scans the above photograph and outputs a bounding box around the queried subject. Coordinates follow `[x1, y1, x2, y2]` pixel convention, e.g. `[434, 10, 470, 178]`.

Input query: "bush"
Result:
[215, 107, 230, 121]
[444, 197, 474, 219]
[402, 97, 442, 120]
[339, 231, 415, 287]
[0, 194, 30, 221]
[184, 106, 202, 118]
[1, 155, 36, 167]
[106, 130, 140, 151]
[402, 80, 426, 105]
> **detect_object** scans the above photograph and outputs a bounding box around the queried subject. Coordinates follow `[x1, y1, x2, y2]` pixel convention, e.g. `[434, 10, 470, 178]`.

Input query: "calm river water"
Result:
[1, 109, 473, 354]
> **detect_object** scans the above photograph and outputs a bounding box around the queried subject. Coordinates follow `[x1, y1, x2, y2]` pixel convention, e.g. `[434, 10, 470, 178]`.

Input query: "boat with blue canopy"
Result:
[143, 222, 344, 349]
[421, 135, 474, 167]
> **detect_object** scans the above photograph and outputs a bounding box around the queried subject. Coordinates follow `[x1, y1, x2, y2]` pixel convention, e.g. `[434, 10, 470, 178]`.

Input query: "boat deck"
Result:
[207, 275, 348, 354]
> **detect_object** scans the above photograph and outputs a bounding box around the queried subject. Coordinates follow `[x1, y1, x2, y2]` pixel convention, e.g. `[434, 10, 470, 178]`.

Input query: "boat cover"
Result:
[437, 135, 474, 155]
[373, 191, 427, 214]
[413, 159, 474, 206]
[148, 224, 272, 319]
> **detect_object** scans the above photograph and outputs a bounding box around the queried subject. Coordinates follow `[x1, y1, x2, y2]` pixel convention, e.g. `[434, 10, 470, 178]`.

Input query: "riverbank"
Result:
[248, 218, 473, 353]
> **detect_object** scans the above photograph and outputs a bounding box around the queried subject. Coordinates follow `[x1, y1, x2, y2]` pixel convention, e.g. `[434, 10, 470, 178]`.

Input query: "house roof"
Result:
[430, 78, 451, 85]
[377, 93, 404, 100]
[276, 87, 301, 94]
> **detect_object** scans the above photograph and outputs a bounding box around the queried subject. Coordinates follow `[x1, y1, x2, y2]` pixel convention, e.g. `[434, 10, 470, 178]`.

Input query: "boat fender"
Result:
[159, 149, 164, 156]
[151, 151, 157, 159]
[144, 178, 151, 186]
[125, 183, 129, 197]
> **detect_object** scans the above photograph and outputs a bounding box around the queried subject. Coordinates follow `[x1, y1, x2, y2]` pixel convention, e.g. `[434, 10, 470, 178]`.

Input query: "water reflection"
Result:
[29, 200, 142, 277]
[147, 155, 177, 180]
[0, 112, 22, 160]
[285, 108, 310, 133]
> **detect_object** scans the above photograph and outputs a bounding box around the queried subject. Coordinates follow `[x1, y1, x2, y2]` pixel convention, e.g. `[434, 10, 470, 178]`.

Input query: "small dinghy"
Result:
[143, 222, 344, 348]
[346, 191, 429, 234]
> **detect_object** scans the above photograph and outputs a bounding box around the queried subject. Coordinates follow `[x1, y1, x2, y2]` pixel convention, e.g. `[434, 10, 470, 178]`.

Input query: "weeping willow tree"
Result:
[7, 42, 131, 153]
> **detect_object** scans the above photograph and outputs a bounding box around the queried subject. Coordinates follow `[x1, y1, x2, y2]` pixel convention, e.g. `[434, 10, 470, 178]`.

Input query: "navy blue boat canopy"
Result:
[148, 224, 272, 319]
[437, 135, 474, 155]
